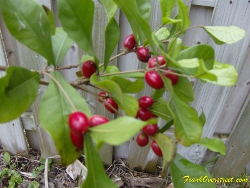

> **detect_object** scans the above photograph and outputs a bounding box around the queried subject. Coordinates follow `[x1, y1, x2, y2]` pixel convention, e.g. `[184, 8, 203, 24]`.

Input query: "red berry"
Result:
[82, 60, 97, 78]
[163, 68, 179, 85]
[138, 96, 154, 109]
[68, 111, 89, 134]
[145, 71, 164, 89]
[70, 131, 84, 149]
[142, 124, 158, 136]
[123, 34, 136, 50]
[104, 98, 118, 113]
[98, 91, 107, 103]
[148, 55, 166, 68]
[89, 115, 109, 127]
[136, 46, 151, 62]
[138, 108, 152, 121]
[151, 140, 162, 157]
[136, 133, 149, 147]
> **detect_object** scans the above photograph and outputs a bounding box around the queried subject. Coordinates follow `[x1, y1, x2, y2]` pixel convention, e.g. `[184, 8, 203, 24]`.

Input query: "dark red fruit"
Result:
[136, 46, 151, 62]
[89, 115, 109, 127]
[136, 133, 149, 147]
[148, 55, 166, 68]
[138, 96, 154, 109]
[68, 111, 89, 134]
[142, 124, 158, 136]
[138, 108, 152, 121]
[151, 140, 162, 157]
[98, 91, 107, 103]
[123, 34, 136, 50]
[104, 98, 119, 113]
[163, 68, 179, 85]
[82, 60, 97, 78]
[70, 131, 83, 149]
[145, 71, 164, 89]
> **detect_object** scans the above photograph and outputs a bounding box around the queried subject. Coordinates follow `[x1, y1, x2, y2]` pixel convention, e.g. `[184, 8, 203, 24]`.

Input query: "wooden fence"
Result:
[0, 0, 250, 178]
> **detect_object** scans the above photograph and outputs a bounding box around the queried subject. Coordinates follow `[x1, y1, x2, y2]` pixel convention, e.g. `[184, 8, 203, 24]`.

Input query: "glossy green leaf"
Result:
[52, 28, 74, 66]
[0, 66, 40, 123]
[103, 18, 120, 69]
[101, 66, 120, 80]
[177, 44, 215, 70]
[42, 5, 56, 35]
[90, 74, 123, 106]
[39, 72, 91, 165]
[173, 77, 194, 102]
[0, 0, 55, 64]
[160, 0, 176, 25]
[119, 94, 139, 117]
[151, 88, 165, 101]
[199, 110, 206, 127]
[154, 133, 176, 167]
[112, 0, 155, 52]
[154, 27, 170, 41]
[198, 61, 238, 86]
[82, 133, 118, 188]
[171, 93, 202, 146]
[197, 137, 226, 155]
[204, 26, 245, 45]
[58, 0, 95, 56]
[168, 38, 182, 59]
[106, 71, 145, 79]
[170, 154, 216, 188]
[177, 0, 190, 33]
[98, 0, 117, 20]
[111, 76, 144, 93]
[89, 117, 157, 149]
[149, 98, 172, 122]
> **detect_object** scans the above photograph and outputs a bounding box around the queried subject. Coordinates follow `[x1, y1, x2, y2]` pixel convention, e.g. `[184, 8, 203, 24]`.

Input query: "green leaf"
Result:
[119, 94, 139, 117]
[79, 55, 95, 64]
[170, 154, 216, 188]
[111, 76, 144, 93]
[154, 27, 170, 41]
[177, 44, 215, 71]
[42, 5, 56, 35]
[58, 0, 95, 56]
[173, 77, 194, 102]
[199, 110, 206, 127]
[0, 0, 55, 64]
[52, 28, 74, 66]
[203, 26, 245, 45]
[197, 137, 226, 155]
[103, 18, 120, 69]
[82, 133, 118, 188]
[114, 72, 145, 79]
[159, 119, 174, 133]
[39, 72, 91, 165]
[98, 0, 117, 20]
[198, 61, 238, 86]
[89, 117, 158, 149]
[168, 38, 182, 59]
[101, 66, 120, 80]
[160, 0, 176, 25]
[171, 94, 202, 146]
[149, 98, 172, 122]
[112, 0, 155, 52]
[0, 66, 40, 123]
[90, 74, 123, 106]
[4, 152, 11, 164]
[154, 133, 176, 167]
[151, 88, 165, 101]
[136, 0, 151, 22]
[177, 0, 190, 33]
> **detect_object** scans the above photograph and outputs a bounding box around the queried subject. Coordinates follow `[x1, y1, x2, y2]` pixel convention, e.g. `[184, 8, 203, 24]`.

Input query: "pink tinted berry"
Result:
[98, 91, 108, 103]
[138, 96, 154, 109]
[148, 55, 166, 68]
[142, 124, 158, 136]
[70, 131, 84, 149]
[123, 34, 136, 50]
[68, 111, 89, 134]
[104, 98, 119, 113]
[138, 108, 152, 121]
[151, 140, 163, 157]
[136, 46, 151, 62]
[145, 71, 164, 89]
[136, 133, 149, 147]
[163, 68, 179, 85]
[89, 115, 109, 127]
[82, 60, 97, 78]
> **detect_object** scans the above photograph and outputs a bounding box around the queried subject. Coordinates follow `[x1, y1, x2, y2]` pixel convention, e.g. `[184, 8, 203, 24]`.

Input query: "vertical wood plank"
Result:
[178, 1, 250, 164]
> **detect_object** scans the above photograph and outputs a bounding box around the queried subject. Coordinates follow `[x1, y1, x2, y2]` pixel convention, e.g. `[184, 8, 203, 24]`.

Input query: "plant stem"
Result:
[42, 71, 77, 112]
[56, 64, 79, 71]
[100, 69, 145, 77]
[158, 69, 195, 78]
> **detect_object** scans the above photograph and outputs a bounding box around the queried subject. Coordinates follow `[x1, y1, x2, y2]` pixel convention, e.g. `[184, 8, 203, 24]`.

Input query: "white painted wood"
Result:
[178, 1, 250, 164]
[192, 0, 217, 7]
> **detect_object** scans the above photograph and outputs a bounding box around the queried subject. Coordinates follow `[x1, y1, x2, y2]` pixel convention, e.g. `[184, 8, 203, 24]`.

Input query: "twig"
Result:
[55, 64, 80, 71]
[44, 158, 49, 188]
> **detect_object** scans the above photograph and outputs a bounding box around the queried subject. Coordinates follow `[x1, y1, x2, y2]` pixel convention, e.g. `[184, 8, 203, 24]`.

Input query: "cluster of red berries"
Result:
[98, 91, 119, 114]
[135, 96, 162, 157]
[123, 34, 179, 90]
[68, 111, 109, 149]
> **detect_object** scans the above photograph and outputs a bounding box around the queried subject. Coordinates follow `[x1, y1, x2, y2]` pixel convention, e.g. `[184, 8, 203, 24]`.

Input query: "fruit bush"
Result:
[0, 0, 245, 187]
